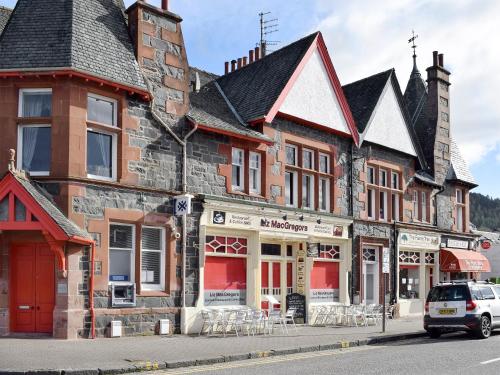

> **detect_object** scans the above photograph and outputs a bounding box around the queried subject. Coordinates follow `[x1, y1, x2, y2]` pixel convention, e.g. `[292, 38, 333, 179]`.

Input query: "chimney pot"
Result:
[438, 53, 444, 67]
[161, 0, 168, 10]
[237, 58, 242, 69]
[433, 51, 438, 66]
[231, 60, 236, 72]
[249, 50, 254, 64]
[255, 46, 260, 61]
[224, 61, 229, 75]
[243, 56, 248, 66]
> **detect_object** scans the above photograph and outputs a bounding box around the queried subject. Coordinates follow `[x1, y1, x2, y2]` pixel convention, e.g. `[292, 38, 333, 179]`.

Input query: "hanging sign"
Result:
[174, 194, 193, 216]
[482, 240, 492, 250]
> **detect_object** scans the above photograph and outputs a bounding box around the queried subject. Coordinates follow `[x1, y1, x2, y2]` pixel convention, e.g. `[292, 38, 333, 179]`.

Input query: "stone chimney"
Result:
[426, 50, 451, 185]
[127, 1, 190, 116]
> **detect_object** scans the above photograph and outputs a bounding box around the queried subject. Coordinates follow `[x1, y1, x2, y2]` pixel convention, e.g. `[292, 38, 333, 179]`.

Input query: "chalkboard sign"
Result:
[286, 293, 306, 323]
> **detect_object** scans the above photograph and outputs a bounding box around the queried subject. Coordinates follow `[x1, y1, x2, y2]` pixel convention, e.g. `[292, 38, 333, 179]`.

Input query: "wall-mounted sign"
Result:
[174, 194, 193, 216]
[310, 289, 339, 303]
[307, 243, 319, 257]
[482, 240, 492, 250]
[399, 232, 440, 249]
[296, 246, 306, 294]
[446, 238, 470, 250]
[212, 211, 226, 225]
[382, 247, 390, 274]
[204, 290, 246, 306]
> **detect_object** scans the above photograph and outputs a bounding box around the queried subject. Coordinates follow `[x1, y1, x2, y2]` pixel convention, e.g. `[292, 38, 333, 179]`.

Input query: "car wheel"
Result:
[428, 329, 441, 339]
[475, 315, 492, 339]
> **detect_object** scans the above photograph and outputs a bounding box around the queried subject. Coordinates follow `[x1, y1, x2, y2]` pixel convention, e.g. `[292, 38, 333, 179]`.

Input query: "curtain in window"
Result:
[23, 92, 51, 117]
[22, 127, 39, 171]
[96, 132, 110, 176]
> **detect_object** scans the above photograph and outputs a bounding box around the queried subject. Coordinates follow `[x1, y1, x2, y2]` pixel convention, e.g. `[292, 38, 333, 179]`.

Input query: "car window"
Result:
[470, 286, 484, 300]
[427, 285, 469, 302]
[494, 286, 500, 298]
[479, 286, 496, 300]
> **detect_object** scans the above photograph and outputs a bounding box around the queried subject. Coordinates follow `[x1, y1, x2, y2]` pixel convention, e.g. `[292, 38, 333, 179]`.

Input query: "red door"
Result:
[10, 244, 55, 334]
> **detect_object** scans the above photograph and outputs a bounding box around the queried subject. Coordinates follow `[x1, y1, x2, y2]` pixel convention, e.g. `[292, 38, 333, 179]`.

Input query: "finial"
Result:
[408, 30, 419, 66]
[8, 149, 16, 172]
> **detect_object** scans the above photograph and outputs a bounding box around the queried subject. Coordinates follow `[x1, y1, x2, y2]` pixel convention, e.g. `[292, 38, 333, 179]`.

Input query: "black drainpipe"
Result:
[349, 142, 355, 302]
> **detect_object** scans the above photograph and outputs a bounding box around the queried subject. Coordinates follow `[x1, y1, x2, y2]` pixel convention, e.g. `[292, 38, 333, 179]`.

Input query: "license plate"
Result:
[439, 308, 456, 315]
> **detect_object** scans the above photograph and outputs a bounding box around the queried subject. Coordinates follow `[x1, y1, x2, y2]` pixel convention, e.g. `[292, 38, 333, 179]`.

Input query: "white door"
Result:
[362, 247, 379, 305]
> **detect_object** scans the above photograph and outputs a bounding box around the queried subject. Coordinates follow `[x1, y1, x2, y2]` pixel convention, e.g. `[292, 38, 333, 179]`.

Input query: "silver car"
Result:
[424, 281, 500, 339]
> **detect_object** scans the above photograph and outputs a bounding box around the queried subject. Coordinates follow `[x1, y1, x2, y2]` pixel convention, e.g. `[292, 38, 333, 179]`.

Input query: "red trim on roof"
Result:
[0, 173, 69, 242]
[263, 32, 360, 146]
[440, 248, 491, 273]
[0, 69, 151, 101]
[276, 112, 353, 140]
[188, 119, 274, 146]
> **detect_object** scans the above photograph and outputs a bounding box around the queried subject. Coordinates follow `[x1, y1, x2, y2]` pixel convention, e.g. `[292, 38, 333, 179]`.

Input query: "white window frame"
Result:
[285, 170, 298, 208]
[86, 128, 118, 182]
[109, 223, 135, 284]
[249, 151, 261, 194]
[302, 148, 314, 170]
[379, 169, 388, 187]
[367, 188, 375, 219]
[391, 172, 399, 190]
[87, 92, 118, 127]
[319, 153, 330, 174]
[367, 166, 375, 185]
[456, 189, 464, 204]
[379, 190, 388, 221]
[421, 192, 427, 223]
[140, 226, 166, 291]
[302, 174, 315, 209]
[17, 124, 51, 176]
[285, 144, 298, 166]
[319, 177, 330, 212]
[18, 88, 52, 117]
[231, 147, 245, 191]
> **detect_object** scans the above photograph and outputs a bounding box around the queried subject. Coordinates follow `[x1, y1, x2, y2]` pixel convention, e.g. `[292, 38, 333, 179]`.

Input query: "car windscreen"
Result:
[427, 285, 470, 302]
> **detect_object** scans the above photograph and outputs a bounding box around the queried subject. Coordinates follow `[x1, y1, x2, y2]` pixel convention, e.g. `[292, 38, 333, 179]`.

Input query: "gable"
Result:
[363, 80, 417, 156]
[278, 49, 350, 135]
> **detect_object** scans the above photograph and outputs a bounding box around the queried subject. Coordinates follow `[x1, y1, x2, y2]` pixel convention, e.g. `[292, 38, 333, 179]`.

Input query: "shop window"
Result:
[399, 251, 420, 264]
[302, 174, 314, 209]
[87, 93, 117, 126]
[19, 88, 52, 117]
[319, 177, 330, 212]
[425, 252, 435, 264]
[231, 148, 244, 191]
[205, 236, 247, 255]
[311, 261, 340, 303]
[399, 266, 419, 299]
[87, 130, 116, 181]
[286, 144, 298, 166]
[303, 148, 314, 170]
[204, 257, 247, 306]
[285, 171, 298, 207]
[141, 227, 165, 290]
[17, 125, 51, 176]
[109, 223, 135, 282]
[261, 243, 281, 256]
[249, 152, 261, 194]
[319, 244, 340, 260]
[319, 153, 330, 174]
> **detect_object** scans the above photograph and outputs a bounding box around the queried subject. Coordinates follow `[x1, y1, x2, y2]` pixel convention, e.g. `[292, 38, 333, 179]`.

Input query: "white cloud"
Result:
[311, 0, 500, 166]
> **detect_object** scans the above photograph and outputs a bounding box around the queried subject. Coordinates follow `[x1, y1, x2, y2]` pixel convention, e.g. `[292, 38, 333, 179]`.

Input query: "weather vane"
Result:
[408, 30, 418, 59]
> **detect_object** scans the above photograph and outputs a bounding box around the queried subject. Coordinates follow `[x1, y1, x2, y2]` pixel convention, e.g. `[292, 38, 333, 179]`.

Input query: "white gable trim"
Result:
[278, 48, 350, 135]
[361, 79, 417, 156]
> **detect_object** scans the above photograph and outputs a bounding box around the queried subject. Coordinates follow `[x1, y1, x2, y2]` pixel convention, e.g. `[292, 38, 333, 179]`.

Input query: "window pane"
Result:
[319, 178, 329, 211]
[250, 153, 260, 193]
[261, 243, 281, 256]
[232, 148, 243, 166]
[392, 173, 399, 189]
[141, 251, 161, 284]
[319, 154, 329, 174]
[285, 171, 295, 206]
[368, 189, 374, 218]
[379, 170, 387, 187]
[87, 131, 113, 178]
[392, 193, 399, 221]
[142, 227, 162, 250]
[367, 167, 374, 184]
[110, 224, 133, 249]
[15, 197, 26, 222]
[21, 126, 51, 173]
[302, 174, 314, 209]
[285, 145, 296, 165]
[88, 95, 115, 126]
[303, 149, 313, 169]
[109, 249, 131, 281]
[22, 91, 52, 117]
[380, 191, 386, 219]
[232, 165, 241, 188]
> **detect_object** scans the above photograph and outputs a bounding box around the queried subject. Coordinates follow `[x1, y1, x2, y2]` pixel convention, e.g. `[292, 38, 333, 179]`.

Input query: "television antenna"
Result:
[259, 12, 280, 57]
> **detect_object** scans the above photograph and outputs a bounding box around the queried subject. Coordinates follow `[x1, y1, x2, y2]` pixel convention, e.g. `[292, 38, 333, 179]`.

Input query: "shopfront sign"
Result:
[445, 238, 470, 250]
[399, 232, 440, 249]
[296, 247, 306, 294]
[209, 210, 345, 238]
[310, 289, 340, 303]
[204, 290, 246, 306]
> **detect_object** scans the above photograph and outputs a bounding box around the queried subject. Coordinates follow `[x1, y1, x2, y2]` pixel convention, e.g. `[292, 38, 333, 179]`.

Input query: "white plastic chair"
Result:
[283, 308, 297, 331]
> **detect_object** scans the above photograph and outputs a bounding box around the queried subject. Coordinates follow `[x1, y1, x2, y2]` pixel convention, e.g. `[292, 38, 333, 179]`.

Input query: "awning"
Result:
[440, 248, 491, 272]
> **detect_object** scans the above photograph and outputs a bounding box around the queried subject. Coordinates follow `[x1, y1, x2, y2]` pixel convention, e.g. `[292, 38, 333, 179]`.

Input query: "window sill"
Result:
[87, 121, 121, 133]
[138, 290, 169, 297]
[87, 174, 117, 182]
[16, 117, 51, 124]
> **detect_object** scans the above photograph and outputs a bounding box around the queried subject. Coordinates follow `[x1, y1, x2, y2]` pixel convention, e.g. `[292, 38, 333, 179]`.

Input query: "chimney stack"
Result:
[432, 51, 438, 66]
[249, 49, 254, 64]
[224, 61, 229, 75]
[237, 58, 242, 69]
[161, 0, 168, 10]
[438, 53, 444, 67]
[255, 46, 260, 61]
[242, 56, 247, 67]
[231, 60, 236, 72]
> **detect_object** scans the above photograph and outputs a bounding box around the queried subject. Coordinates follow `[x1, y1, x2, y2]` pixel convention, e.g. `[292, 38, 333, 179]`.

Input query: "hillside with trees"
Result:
[470, 192, 500, 231]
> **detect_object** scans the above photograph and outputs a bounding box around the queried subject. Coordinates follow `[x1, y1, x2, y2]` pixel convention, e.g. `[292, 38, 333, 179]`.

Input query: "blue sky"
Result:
[3, 0, 499, 197]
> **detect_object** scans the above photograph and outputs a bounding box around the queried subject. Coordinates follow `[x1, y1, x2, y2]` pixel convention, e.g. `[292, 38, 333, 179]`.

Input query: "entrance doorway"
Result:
[10, 244, 55, 334]
[362, 247, 379, 305]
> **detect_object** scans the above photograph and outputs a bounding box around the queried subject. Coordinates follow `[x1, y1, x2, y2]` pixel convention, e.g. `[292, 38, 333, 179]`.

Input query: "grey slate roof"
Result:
[11, 172, 91, 240]
[0, 0, 146, 91]
[0, 6, 11, 35]
[403, 60, 427, 125]
[447, 139, 477, 186]
[342, 69, 393, 134]
[216, 32, 319, 123]
[188, 81, 272, 143]
[189, 66, 219, 91]
[413, 170, 441, 188]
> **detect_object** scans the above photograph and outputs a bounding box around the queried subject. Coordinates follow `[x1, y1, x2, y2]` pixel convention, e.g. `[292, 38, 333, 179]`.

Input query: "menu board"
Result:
[286, 293, 306, 323]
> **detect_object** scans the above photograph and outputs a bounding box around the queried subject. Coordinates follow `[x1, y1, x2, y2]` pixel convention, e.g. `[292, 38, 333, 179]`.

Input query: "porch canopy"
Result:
[440, 248, 491, 273]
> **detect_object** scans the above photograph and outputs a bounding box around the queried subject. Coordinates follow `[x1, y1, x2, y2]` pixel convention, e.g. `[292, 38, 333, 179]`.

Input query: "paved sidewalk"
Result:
[0, 318, 425, 373]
